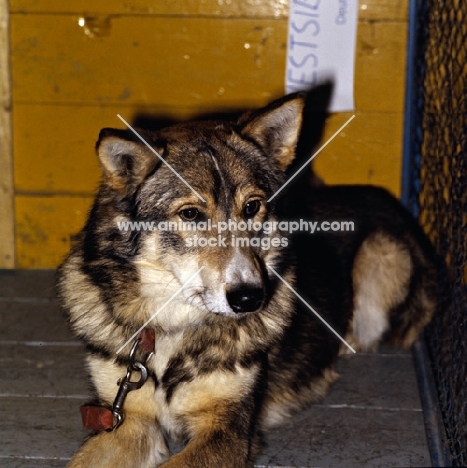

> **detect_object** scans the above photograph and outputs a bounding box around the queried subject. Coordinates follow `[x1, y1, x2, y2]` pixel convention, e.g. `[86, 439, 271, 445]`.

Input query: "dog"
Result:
[56, 86, 438, 467]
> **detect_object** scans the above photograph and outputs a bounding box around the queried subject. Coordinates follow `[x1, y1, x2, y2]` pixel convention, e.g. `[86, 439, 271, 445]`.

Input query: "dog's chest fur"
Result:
[147, 328, 262, 439]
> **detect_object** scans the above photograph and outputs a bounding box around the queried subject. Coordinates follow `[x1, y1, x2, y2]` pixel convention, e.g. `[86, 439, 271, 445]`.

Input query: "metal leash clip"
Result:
[111, 338, 149, 430]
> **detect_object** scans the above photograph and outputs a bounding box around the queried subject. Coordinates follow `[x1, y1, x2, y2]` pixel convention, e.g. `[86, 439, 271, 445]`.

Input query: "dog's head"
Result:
[90, 87, 330, 325]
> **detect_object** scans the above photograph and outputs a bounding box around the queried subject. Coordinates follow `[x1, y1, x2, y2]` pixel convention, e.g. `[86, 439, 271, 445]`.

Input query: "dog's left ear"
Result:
[238, 93, 305, 171]
[96, 128, 162, 197]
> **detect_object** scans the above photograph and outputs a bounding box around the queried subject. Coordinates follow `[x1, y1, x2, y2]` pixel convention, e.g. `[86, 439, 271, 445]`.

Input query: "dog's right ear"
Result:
[96, 128, 163, 197]
[238, 82, 333, 173]
[238, 93, 306, 171]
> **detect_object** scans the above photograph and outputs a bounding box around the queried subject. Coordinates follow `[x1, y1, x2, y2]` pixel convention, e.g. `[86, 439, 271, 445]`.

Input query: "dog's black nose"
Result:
[226, 286, 264, 313]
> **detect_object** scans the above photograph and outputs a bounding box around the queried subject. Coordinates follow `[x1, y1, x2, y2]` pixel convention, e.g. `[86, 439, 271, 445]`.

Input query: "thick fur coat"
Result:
[57, 88, 438, 467]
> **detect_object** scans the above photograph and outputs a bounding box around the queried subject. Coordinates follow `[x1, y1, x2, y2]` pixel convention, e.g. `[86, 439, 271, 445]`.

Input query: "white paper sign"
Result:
[285, 0, 359, 112]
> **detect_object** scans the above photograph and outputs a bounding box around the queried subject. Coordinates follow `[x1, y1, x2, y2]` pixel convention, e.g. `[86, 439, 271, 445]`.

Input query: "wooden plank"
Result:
[15, 196, 93, 268]
[355, 21, 408, 113]
[358, 0, 408, 21]
[9, 0, 289, 18]
[13, 104, 104, 194]
[9, 0, 408, 21]
[326, 353, 422, 410]
[10, 16, 287, 108]
[0, 459, 69, 468]
[0, 301, 74, 342]
[0, 396, 85, 460]
[1, 344, 89, 397]
[313, 112, 404, 197]
[0, 269, 56, 297]
[0, 0, 15, 268]
[10, 15, 407, 113]
[258, 405, 430, 467]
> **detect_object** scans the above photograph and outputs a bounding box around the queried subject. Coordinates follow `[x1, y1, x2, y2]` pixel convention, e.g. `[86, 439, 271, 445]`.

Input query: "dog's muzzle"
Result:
[226, 285, 264, 313]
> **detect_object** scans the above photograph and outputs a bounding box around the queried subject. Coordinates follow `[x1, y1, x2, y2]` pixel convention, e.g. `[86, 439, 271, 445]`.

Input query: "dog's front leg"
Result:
[67, 415, 169, 468]
[160, 365, 264, 468]
[160, 401, 260, 468]
[68, 356, 169, 468]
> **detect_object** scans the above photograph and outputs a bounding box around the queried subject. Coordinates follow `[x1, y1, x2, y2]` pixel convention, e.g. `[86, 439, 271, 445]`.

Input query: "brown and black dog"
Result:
[57, 87, 437, 467]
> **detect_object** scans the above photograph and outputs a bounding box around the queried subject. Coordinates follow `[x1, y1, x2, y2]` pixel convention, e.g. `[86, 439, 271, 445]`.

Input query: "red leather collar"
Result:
[80, 328, 155, 432]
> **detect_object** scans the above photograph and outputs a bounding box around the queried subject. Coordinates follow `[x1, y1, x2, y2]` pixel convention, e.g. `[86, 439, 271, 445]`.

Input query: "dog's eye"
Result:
[179, 208, 199, 222]
[243, 200, 261, 219]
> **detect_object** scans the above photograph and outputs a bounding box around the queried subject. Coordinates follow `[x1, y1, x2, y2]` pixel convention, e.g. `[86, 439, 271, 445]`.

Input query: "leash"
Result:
[80, 328, 155, 432]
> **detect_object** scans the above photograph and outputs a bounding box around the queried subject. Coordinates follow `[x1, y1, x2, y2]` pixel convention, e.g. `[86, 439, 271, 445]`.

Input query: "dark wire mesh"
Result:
[406, 0, 467, 465]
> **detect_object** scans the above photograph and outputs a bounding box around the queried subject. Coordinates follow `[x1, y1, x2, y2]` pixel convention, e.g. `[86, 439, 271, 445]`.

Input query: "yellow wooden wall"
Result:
[6, 0, 409, 268]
